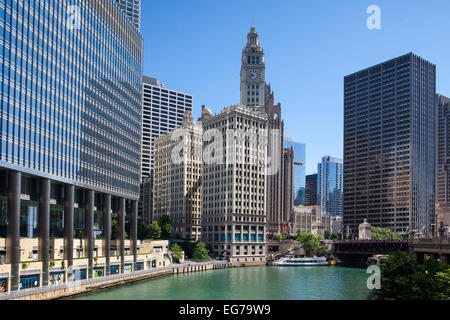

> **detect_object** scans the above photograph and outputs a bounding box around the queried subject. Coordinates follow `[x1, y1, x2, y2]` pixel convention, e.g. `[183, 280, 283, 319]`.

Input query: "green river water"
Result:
[68, 266, 373, 300]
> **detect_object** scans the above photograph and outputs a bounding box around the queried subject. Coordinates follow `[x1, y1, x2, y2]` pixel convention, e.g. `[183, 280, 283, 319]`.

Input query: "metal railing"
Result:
[0, 260, 230, 300]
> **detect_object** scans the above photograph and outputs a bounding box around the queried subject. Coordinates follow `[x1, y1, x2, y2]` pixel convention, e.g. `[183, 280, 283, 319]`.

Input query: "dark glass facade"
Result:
[305, 173, 318, 206]
[0, 0, 142, 199]
[283, 139, 306, 206]
[344, 53, 436, 237]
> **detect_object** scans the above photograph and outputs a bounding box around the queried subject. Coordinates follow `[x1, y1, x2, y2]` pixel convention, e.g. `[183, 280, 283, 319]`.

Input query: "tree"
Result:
[180, 240, 196, 258]
[148, 221, 162, 240]
[192, 242, 210, 260]
[324, 230, 331, 240]
[331, 232, 339, 240]
[159, 215, 173, 240]
[376, 251, 450, 300]
[296, 232, 325, 257]
[137, 221, 149, 240]
[170, 243, 184, 263]
[371, 227, 402, 240]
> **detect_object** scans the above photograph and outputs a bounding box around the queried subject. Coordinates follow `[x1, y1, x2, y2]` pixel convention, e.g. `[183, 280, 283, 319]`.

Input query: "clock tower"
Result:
[240, 26, 265, 107]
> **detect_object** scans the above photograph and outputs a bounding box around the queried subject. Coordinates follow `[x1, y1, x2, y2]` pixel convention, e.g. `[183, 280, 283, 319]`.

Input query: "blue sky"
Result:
[140, 0, 450, 175]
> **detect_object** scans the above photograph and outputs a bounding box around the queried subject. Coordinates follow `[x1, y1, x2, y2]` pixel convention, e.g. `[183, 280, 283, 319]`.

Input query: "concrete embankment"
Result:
[0, 261, 232, 300]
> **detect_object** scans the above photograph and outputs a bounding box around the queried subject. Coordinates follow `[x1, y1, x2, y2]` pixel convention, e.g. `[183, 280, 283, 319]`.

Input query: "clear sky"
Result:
[140, 0, 450, 175]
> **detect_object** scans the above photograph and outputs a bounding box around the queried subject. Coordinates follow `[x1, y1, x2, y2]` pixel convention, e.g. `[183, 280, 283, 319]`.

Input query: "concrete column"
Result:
[118, 198, 125, 273]
[38, 178, 50, 287]
[130, 200, 138, 270]
[103, 194, 111, 275]
[6, 171, 21, 291]
[85, 190, 94, 278]
[64, 185, 74, 280]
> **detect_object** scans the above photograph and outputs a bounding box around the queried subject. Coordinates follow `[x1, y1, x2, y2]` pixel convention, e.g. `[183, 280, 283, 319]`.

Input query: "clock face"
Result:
[248, 70, 259, 81]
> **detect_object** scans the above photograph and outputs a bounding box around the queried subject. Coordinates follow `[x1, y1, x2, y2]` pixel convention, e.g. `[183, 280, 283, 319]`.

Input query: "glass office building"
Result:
[0, 0, 143, 291]
[116, 0, 141, 32]
[344, 53, 436, 237]
[318, 156, 343, 217]
[284, 138, 306, 206]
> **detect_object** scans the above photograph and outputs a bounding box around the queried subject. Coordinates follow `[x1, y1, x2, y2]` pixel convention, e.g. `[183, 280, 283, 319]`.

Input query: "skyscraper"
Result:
[435, 94, 450, 233]
[305, 174, 318, 206]
[264, 84, 285, 234]
[0, 0, 142, 291]
[153, 112, 203, 241]
[116, 0, 141, 31]
[318, 156, 343, 218]
[140, 76, 193, 223]
[344, 53, 436, 237]
[201, 105, 268, 264]
[284, 138, 306, 206]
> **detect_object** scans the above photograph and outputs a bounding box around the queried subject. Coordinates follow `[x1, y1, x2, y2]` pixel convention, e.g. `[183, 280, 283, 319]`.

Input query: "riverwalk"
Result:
[0, 260, 232, 300]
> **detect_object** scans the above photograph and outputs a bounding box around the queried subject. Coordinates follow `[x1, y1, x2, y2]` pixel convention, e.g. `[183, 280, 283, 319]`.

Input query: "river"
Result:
[68, 265, 373, 300]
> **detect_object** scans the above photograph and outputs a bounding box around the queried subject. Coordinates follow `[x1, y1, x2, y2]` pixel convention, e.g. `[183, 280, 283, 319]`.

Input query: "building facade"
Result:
[115, 0, 141, 31]
[0, 0, 143, 292]
[140, 76, 193, 223]
[284, 138, 306, 206]
[290, 205, 331, 236]
[343, 53, 436, 237]
[202, 105, 268, 265]
[305, 174, 318, 206]
[435, 94, 450, 235]
[240, 26, 265, 108]
[318, 156, 343, 218]
[153, 112, 202, 241]
[264, 84, 285, 235]
[281, 147, 294, 234]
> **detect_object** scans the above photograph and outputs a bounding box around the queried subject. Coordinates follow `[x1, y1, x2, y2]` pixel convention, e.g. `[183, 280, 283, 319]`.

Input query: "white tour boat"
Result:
[273, 255, 329, 266]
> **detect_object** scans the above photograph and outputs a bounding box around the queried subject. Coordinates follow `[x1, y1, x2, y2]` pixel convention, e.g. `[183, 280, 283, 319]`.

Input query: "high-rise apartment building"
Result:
[0, 0, 142, 291]
[344, 53, 436, 237]
[116, 0, 141, 31]
[435, 94, 450, 233]
[284, 138, 306, 206]
[153, 112, 203, 241]
[140, 76, 193, 223]
[201, 105, 268, 265]
[318, 156, 343, 217]
[305, 174, 318, 206]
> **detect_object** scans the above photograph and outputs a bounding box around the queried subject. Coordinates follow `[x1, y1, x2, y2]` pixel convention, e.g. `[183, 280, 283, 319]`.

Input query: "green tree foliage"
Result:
[137, 221, 149, 240]
[179, 240, 196, 258]
[148, 221, 162, 240]
[324, 230, 331, 240]
[371, 227, 402, 240]
[192, 242, 210, 260]
[296, 232, 326, 257]
[170, 243, 184, 262]
[159, 215, 173, 240]
[331, 232, 339, 240]
[376, 251, 450, 300]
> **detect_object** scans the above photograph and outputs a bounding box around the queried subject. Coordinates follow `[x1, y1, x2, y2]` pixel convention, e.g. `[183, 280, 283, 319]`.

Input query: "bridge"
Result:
[267, 240, 305, 259]
[333, 240, 409, 255]
[332, 239, 450, 264]
[409, 239, 450, 264]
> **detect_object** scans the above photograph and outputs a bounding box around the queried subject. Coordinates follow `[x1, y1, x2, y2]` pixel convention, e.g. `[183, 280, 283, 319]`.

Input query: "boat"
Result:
[273, 255, 329, 266]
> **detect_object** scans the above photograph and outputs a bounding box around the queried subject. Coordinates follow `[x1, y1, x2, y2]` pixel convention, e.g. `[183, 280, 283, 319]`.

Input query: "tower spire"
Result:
[252, 12, 254, 27]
